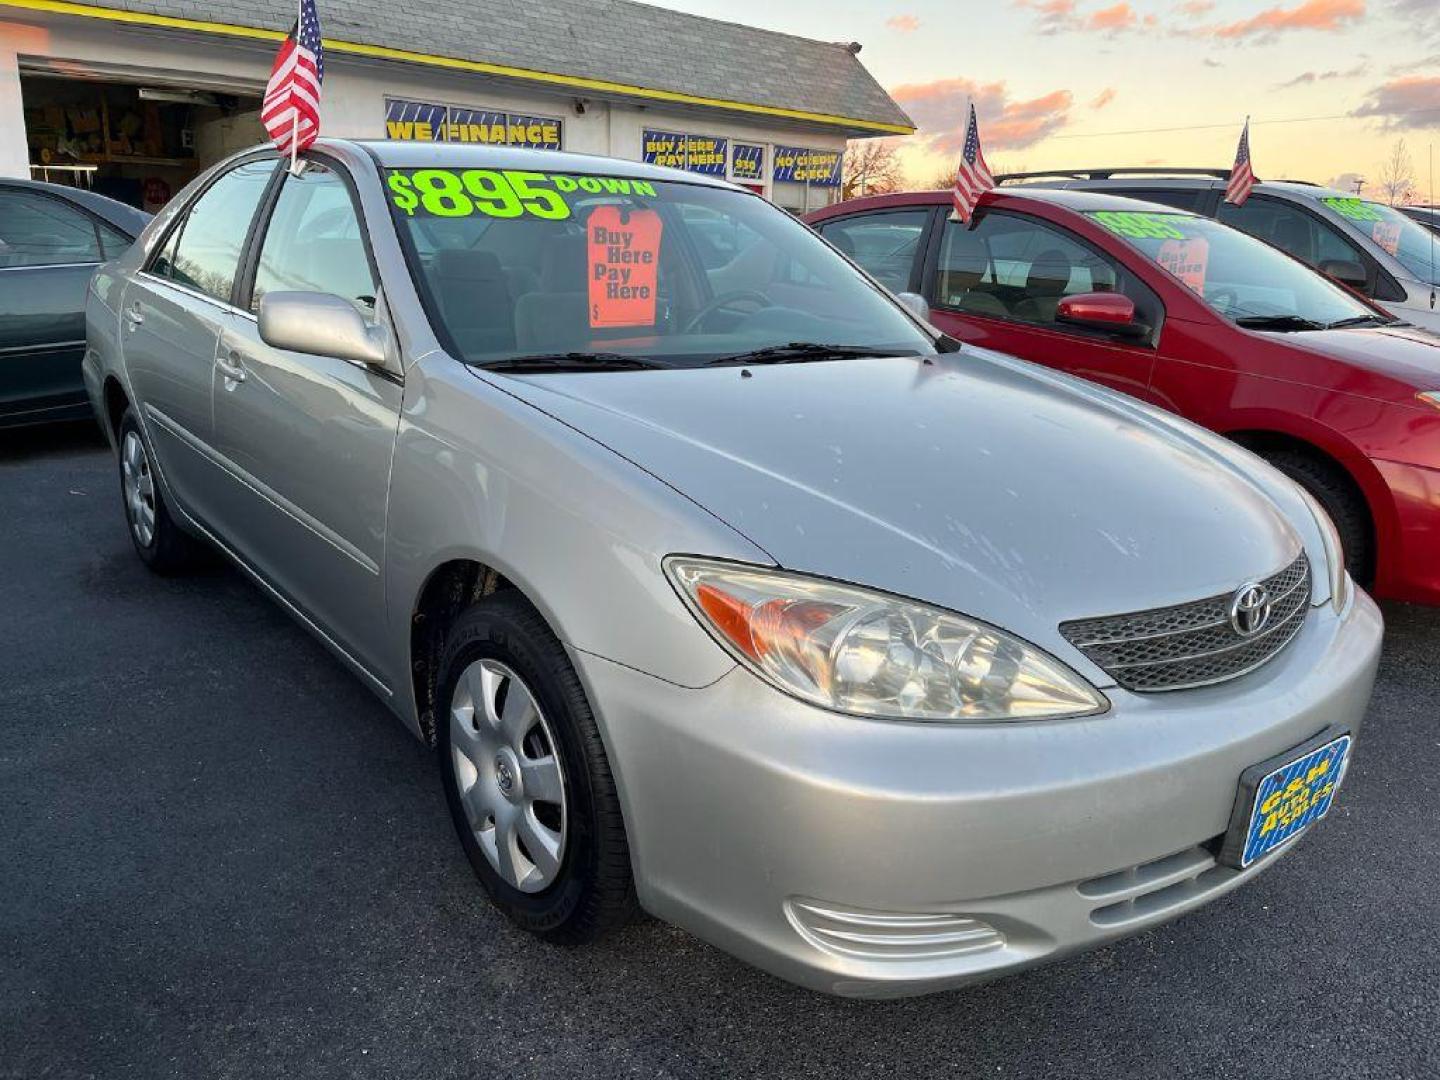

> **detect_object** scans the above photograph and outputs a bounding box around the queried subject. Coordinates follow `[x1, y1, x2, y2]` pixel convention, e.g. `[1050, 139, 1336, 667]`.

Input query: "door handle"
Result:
[215, 352, 247, 384]
[124, 303, 144, 328]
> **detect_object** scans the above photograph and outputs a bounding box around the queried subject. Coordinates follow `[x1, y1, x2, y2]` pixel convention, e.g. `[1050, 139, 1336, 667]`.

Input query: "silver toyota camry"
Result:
[83, 140, 1382, 998]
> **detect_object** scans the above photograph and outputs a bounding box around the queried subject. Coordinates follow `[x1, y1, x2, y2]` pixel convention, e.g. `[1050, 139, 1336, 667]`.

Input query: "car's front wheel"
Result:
[437, 592, 636, 943]
[116, 408, 202, 574]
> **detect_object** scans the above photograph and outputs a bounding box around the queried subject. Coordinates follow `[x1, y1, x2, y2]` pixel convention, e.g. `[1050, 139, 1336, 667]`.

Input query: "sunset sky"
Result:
[655, 0, 1440, 197]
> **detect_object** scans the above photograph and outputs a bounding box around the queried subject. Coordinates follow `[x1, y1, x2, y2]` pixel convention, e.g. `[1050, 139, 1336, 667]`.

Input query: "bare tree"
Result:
[1377, 139, 1416, 205]
[842, 140, 903, 199]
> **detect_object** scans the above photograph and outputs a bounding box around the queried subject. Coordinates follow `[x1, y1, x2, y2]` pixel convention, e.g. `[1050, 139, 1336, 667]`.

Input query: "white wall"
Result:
[0, 11, 852, 200]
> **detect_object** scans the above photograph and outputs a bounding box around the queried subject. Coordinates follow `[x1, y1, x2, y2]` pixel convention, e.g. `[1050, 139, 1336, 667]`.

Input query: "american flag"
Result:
[951, 104, 995, 224]
[261, 0, 324, 159]
[1224, 119, 1256, 207]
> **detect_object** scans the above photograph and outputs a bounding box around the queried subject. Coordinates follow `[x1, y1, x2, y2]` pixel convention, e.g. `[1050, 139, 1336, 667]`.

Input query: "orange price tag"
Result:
[587, 206, 662, 329]
[1157, 236, 1210, 295]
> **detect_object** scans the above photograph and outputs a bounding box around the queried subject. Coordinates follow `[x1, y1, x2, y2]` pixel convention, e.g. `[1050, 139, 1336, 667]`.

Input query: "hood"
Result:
[1387, 299, 1440, 335]
[1290, 323, 1440, 394]
[480, 350, 1307, 668]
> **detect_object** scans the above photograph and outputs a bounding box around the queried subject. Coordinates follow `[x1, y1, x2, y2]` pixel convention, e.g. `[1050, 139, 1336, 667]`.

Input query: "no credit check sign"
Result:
[387, 170, 659, 219]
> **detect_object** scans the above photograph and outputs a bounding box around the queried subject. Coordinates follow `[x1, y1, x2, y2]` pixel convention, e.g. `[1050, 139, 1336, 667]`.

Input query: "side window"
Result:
[97, 222, 134, 260]
[163, 159, 275, 302]
[936, 213, 1123, 327]
[0, 189, 102, 267]
[251, 162, 377, 316]
[1217, 196, 1361, 275]
[1112, 188, 1204, 212]
[817, 210, 928, 292]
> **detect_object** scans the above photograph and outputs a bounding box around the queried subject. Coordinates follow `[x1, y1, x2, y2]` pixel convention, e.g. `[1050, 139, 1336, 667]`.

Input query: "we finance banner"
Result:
[385, 99, 562, 149]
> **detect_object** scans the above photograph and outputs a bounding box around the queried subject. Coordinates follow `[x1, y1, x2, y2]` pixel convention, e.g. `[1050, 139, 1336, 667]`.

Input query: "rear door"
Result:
[0, 186, 131, 423]
[210, 157, 401, 677]
[921, 209, 1166, 404]
[121, 157, 277, 519]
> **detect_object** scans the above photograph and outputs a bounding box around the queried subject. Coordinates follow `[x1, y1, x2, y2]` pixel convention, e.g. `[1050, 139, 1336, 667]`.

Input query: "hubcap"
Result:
[449, 659, 567, 893]
[121, 430, 156, 548]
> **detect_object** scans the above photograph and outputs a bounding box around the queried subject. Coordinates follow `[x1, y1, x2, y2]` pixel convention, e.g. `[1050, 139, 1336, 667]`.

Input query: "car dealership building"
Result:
[0, 0, 911, 212]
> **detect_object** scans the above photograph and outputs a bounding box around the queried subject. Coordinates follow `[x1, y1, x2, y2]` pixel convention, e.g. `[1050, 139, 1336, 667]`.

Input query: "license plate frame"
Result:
[1218, 729, 1352, 869]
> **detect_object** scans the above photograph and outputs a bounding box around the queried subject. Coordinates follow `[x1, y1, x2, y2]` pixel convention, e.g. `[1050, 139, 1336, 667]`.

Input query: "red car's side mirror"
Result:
[1056, 292, 1148, 338]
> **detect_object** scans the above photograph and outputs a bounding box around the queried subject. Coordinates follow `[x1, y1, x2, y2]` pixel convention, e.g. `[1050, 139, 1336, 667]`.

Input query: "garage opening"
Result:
[19, 66, 264, 211]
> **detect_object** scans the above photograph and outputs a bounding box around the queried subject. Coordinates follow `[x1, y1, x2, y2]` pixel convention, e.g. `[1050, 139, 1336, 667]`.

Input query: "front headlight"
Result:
[665, 557, 1106, 722]
[1293, 484, 1350, 613]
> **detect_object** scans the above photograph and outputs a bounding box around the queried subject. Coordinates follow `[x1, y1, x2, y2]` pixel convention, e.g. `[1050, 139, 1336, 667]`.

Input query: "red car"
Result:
[806, 188, 1440, 605]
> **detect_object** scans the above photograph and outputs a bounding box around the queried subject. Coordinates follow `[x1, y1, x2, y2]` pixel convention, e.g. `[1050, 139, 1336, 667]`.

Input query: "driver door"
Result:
[208, 159, 402, 680]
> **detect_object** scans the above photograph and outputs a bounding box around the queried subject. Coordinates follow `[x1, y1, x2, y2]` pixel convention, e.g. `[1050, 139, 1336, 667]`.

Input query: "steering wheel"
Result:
[683, 290, 773, 334]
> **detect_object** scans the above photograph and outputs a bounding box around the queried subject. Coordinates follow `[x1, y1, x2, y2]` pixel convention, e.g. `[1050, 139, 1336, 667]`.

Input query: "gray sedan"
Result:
[83, 140, 1381, 998]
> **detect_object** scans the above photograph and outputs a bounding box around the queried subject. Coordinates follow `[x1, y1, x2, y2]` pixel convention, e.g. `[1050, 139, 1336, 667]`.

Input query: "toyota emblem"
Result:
[1229, 583, 1273, 638]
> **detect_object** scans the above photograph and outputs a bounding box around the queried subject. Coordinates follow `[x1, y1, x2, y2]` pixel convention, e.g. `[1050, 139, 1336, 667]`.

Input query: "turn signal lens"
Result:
[1419, 391, 1440, 412]
[666, 558, 1106, 722]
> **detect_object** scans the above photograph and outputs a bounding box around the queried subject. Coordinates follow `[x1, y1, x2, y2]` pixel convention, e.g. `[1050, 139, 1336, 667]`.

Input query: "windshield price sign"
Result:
[587, 206, 661, 329]
[1090, 211, 1190, 240]
[387, 170, 658, 219]
[1321, 196, 1385, 223]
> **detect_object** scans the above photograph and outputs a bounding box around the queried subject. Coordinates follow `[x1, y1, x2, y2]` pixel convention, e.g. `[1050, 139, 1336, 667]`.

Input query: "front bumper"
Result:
[1373, 459, 1440, 606]
[574, 592, 1383, 998]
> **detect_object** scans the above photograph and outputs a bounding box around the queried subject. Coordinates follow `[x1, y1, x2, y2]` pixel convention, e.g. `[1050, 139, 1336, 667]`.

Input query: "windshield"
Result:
[384, 168, 934, 368]
[1313, 195, 1439, 284]
[1086, 210, 1381, 328]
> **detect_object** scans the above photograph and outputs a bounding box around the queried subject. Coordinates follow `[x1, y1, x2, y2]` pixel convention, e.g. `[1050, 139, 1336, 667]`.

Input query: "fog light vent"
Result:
[785, 898, 1005, 962]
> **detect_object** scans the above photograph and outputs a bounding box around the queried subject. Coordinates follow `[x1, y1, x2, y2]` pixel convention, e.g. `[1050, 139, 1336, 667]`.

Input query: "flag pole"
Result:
[289, 0, 302, 174]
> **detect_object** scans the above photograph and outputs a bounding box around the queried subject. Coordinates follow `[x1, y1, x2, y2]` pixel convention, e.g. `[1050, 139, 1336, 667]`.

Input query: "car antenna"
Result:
[1430, 143, 1436, 311]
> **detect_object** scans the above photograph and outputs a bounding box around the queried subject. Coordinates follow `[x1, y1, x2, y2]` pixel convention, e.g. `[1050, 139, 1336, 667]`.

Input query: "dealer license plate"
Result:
[1228, 734, 1352, 868]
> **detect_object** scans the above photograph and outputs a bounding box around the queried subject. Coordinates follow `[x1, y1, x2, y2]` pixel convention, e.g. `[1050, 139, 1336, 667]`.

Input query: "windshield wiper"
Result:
[706, 342, 921, 366]
[1234, 314, 1325, 332]
[479, 352, 666, 373]
[1324, 314, 1392, 329]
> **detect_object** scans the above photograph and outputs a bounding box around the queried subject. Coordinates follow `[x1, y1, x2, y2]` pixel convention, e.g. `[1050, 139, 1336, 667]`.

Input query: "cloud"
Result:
[1087, 2, 1138, 30]
[888, 77, 1074, 152]
[885, 13, 921, 32]
[1329, 172, 1365, 192]
[1272, 62, 1368, 88]
[1203, 57, 1225, 66]
[1206, 0, 1366, 40]
[1091, 87, 1118, 108]
[1012, 0, 1079, 34]
[1389, 53, 1440, 74]
[1177, 0, 1214, 13]
[1353, 75, 1440, 129]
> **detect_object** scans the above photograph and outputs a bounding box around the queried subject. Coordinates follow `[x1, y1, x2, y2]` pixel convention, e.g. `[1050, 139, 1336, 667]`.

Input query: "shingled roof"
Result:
[35, 0, 913, 134]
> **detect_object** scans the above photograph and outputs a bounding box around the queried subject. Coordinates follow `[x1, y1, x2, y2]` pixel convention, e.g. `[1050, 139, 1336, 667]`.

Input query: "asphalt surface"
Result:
[2, 422, 1437, 1080]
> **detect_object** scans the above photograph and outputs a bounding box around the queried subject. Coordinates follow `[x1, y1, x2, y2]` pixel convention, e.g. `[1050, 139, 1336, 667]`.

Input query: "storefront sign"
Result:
[385, 99, 562, 149]
[683, 134, 727, 175]
[772, 146, 843, 187]
[642, 130, 686, 169]
[642, 130, 727, 174]
[731, 143, 764, 182]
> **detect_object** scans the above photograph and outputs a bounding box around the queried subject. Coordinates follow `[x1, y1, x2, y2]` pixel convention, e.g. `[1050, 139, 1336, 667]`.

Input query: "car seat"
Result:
[1013, 249, 1073, 323]
[430, 249, 516, 355]
[514, 234, 591, 350]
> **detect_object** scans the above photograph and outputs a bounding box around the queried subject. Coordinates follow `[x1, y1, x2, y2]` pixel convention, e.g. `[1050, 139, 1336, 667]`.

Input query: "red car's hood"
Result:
[1289, 323, 1440, 398]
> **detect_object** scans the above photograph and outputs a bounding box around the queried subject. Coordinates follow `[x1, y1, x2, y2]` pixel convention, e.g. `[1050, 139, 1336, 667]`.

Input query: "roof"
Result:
[805, 186, 1206, 221]
[0, 176, 151, 234]
[353, 139, 737, 186]
[0, 0, 912, 135]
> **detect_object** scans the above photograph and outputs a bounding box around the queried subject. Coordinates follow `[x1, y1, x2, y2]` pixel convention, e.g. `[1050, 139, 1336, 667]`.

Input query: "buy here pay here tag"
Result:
[588, 206, 662, 329]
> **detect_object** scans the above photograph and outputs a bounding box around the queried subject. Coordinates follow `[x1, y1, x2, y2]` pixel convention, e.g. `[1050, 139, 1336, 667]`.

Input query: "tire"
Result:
[116, 408, 203, 574]
[437, 591, 636, 944]
[1260, 448, 1372, 586]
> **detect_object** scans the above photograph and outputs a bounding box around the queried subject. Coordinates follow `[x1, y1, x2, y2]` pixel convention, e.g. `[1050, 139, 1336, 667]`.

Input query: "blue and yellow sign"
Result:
[773, 146, 843, 187]
[385, 99, 562, 149]
[1241, 735, 1350, 866]
[683, 134, 727, 176]
[642, 130, 686, 169]
[731, 143, 764, 182]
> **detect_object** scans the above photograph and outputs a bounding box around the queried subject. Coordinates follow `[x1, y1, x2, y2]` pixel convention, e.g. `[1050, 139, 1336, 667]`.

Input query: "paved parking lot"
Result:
[2, 423, 1437, 1080]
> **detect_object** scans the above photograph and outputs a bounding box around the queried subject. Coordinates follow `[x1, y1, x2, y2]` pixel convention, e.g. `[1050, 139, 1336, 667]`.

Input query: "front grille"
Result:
[1060, 553, 1311, 692]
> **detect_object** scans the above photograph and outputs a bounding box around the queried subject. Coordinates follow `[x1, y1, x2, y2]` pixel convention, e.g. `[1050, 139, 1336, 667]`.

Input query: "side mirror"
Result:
[895, 291, 931, 323]
[258, 291, 390, 369]
[1056, 291, 1148, 338]
[1320, 259, 1367, 290]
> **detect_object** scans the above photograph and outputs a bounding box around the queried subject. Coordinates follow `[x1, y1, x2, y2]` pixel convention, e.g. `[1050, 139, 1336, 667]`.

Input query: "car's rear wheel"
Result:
[1261, 448, 1373, 587]
[437, 592, 636, 943]
[117, 409, 202, 574]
